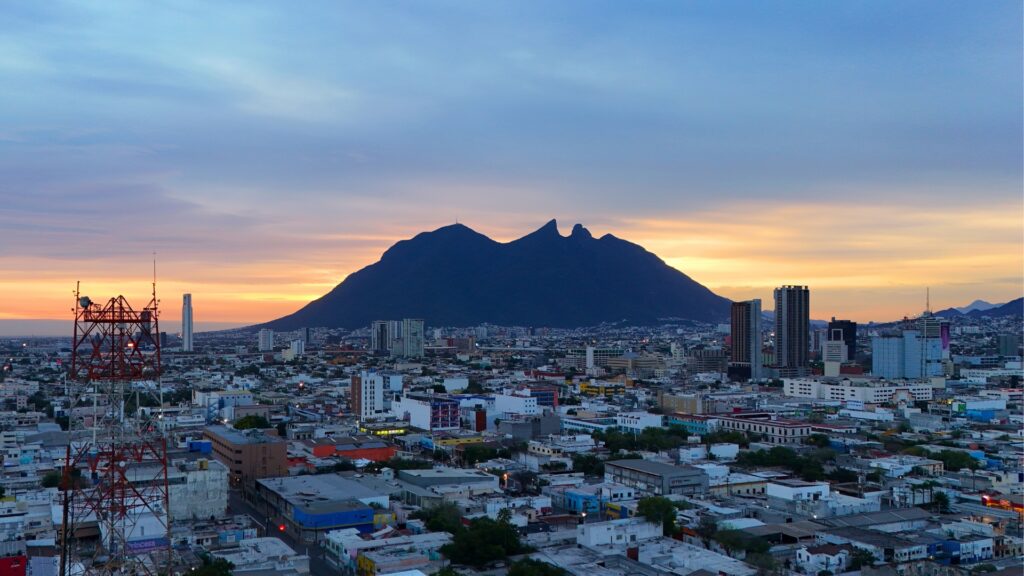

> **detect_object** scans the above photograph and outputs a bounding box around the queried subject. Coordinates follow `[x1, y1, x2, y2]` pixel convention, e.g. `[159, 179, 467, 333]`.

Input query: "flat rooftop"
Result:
[206, 425, 284, 445]
[606, 459, 702, 477]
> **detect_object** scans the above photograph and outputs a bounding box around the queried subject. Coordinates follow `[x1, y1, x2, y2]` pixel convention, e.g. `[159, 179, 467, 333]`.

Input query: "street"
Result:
[227, 489, 341, 575]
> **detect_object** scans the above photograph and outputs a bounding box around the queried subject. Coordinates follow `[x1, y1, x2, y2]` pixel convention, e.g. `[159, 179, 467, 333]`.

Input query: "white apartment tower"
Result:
[181, 293, 194, 352]
[258, 328, 274, 352]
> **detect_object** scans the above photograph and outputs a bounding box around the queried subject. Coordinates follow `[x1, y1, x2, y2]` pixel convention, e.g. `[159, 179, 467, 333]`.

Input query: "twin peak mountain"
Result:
[266, 219, 731, 329]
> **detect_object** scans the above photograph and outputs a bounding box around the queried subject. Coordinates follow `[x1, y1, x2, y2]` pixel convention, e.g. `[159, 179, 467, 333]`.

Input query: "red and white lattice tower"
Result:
[60, 281, 173, 576]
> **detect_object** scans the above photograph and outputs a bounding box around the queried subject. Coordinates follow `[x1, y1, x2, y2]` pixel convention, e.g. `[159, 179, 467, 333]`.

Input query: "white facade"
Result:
[766, 481, 830, 502]
[615, 412, 664, 433]
[494, 393, 538, 417]
[355, 371, 386, 420]
[258, 328, 274, 352]
[181, 293, 194, 352]
[170, 459, 229, 520]
[784, 378, 934, 403]
[576, 518, 662, 547]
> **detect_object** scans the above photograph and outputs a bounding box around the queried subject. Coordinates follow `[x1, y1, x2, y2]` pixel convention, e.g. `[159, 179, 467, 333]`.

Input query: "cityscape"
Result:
[1, 3, 1022, 576]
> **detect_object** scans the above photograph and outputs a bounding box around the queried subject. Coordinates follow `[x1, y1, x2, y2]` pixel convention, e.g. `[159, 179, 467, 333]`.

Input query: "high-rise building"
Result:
[396, 318, 425, 358]
[997, 334, 1021, 357]
[369, 318, 425, 358]
[730, 299, 763, 380]
[351, 370, 385, 421]
[871, 315, 946, 379]
[370, 320, 390, 352]
[258, 328, 274, 352]
[828, 317, 857, 361]
[181, 293, 194, 352]
[774, 285, 810, 376]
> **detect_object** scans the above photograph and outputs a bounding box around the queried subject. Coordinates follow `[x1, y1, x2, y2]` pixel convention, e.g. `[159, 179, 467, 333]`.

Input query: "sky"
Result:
[1, 1, 1021, 335]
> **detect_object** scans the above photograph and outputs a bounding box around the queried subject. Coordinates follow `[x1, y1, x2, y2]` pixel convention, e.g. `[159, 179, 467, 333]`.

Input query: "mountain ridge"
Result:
[264, 220, 732, 329]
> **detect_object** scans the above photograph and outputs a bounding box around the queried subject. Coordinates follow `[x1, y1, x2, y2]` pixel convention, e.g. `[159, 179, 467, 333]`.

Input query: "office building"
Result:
[258, 328, 274, 352]
[351, 371, 386, 421]
[204, 426, 287, 491]
[603, 459, 708, 496]
[397, 318, 425, 358]
[370, 320, 390, 353]
[730, 299, 763, 380]
[391, 394, 460, 431]
[369, 319, 425, 358]
[181, 293, 194, 352]
[997, 334, 1020, 357]
[783, 378, 934, 404]
[828, 317, 857, 361]
[774, 285, 810, 376]
[871, 315, 947, 379]
[688, 348, 728, 375]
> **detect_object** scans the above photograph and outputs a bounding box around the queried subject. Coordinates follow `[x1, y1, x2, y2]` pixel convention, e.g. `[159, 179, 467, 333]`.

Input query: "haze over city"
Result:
[1, 1, 1021, 333]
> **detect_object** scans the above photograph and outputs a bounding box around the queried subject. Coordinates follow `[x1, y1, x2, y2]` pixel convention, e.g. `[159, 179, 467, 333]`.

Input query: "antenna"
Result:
[152, 251, 157, 302]
[926, 287, 930, 315]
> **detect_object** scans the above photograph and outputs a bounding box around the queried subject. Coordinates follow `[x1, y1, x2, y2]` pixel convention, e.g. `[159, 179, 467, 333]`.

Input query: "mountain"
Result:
[965, 297, 1022, 318]
[934, 298, 1022, 319]
[264, 220, 731, 329]
[956, 299, 1000, 313]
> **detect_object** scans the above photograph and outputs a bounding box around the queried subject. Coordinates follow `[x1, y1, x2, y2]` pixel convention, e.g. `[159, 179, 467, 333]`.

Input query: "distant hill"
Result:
[263, 220, 732, 329]
[935, 297, 1022, 319]
[957, 299, 1000, 313]
[966, 297, 1022, 318]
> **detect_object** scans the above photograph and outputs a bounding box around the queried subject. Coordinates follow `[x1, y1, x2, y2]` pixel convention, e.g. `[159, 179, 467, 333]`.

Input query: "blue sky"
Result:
[1, 1, 1021, 329]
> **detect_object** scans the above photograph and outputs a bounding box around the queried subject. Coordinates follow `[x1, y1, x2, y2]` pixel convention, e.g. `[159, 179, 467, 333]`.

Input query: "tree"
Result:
[276, 421, 287, 436]
[41, 471, 61, 488]
[696, 516, 718, 545]
[572, 454, 605, 477]
[233, 415, 270, 430]
[192, 556, 234, 576]
[848, 548, 876, 570]
[932, 491, 950, 513]
[805, 434, 831, 448]
[412, 502, 464, 534]
[508, 558, 568, 576]
[714, 530, 769, 556]
[746, 552, 777, 575]
[637, 496, 677, 536]
[441, 515, 529, 567]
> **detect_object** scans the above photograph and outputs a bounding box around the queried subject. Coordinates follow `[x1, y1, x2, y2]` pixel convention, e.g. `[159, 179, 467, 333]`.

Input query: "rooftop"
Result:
[206, 425, 284, 445]
[606, 459, 703, 477]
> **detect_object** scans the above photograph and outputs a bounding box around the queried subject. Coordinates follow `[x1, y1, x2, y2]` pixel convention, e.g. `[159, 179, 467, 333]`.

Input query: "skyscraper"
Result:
[181, 293, 194, 352]
[730, 299, 763, 381]
[774, 285, 810, 376]
[370, 320, 390, 353]
[398, 318, 425, 358]
[258, 328, 274, 352]
[828, 317, 857, 362]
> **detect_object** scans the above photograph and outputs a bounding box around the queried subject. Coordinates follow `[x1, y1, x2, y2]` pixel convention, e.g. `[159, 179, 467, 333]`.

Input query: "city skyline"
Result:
[1, 1, 1021, 329]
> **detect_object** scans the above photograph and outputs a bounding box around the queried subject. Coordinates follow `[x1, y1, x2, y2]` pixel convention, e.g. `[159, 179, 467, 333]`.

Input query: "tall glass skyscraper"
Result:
[181, 293, 194, 352]
[774, 285, 810, 376]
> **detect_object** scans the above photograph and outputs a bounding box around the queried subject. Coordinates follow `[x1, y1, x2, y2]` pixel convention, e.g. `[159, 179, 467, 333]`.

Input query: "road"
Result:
[227, 489, 341, 576]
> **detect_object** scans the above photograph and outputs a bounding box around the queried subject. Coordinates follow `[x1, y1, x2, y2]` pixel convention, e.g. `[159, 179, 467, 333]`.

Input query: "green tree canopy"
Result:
[637, 496, 677, 536]
[233, 414, 271, 429]
[508, 558, 568, 576]
[440, 515, 530, 567]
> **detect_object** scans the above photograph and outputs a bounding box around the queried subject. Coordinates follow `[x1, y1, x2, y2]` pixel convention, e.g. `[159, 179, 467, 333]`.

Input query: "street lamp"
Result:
[580, 511, 587, 524]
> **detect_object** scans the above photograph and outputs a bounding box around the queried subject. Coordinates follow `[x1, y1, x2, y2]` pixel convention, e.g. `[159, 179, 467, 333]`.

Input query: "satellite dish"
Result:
[79, 296, 92, 309]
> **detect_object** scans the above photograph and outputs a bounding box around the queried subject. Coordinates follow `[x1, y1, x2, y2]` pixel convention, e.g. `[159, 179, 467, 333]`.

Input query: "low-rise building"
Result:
[604, 459, 708, 496]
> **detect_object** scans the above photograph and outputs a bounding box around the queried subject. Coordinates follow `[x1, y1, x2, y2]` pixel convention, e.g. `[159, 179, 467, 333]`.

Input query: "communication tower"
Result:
[60, 280, 173, 576]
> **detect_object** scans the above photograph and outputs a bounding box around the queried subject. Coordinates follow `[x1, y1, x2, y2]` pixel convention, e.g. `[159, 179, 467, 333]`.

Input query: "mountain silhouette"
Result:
[264, 220, 731, 329]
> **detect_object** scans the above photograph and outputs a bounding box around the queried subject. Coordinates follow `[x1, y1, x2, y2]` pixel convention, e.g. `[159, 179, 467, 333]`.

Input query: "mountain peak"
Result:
[570, 223, 592, 240]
